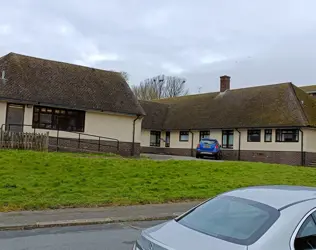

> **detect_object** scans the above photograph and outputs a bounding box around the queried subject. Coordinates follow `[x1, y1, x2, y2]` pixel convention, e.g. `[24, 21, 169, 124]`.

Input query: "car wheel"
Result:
[196, 154, 200, 158]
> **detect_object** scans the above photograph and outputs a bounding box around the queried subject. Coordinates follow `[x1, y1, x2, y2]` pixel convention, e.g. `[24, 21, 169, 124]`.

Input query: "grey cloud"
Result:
[1, 0, 316, 91]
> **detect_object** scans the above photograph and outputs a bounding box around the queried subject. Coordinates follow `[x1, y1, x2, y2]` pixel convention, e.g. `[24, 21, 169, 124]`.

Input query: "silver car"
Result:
[133, 185, 316, 250]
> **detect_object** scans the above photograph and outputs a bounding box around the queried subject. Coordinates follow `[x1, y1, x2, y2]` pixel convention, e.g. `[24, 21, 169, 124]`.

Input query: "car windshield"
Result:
[176, 195, 280, 245]
[201, 139, 216, 144]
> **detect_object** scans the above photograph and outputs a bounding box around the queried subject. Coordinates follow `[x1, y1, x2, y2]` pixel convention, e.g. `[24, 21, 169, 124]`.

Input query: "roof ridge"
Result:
[6, 52, 120, 75]
[153, 82, 292, 103]
[288, 83, 309, 125]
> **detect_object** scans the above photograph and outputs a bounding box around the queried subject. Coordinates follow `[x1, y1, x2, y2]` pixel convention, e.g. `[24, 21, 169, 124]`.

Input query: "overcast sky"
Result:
[1, 0, 316, 94]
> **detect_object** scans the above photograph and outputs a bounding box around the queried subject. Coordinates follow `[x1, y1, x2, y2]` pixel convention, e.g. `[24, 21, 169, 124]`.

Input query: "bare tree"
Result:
[120, 71, 129, 83]
[164, 76, 188, 97]
[132, 75, 189, 100]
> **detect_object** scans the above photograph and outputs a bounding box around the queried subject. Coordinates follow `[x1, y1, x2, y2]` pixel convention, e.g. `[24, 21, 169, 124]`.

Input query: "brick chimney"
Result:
[220, 75, 231, 92]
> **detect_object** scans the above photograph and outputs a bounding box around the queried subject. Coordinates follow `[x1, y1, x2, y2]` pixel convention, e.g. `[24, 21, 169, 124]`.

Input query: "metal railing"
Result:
[0, 124, 120, 153]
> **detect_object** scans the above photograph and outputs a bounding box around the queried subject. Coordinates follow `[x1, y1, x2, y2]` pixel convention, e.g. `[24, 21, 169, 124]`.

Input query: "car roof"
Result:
[222, 185, 316, 210]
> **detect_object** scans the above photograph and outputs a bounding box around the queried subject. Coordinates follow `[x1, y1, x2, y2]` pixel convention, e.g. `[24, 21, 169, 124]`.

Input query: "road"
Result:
[0, 220, 166, 250]
[142, 153, 223, 161]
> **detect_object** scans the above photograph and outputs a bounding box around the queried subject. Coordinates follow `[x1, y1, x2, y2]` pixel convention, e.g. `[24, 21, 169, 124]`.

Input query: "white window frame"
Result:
[290, 207, 316, 250]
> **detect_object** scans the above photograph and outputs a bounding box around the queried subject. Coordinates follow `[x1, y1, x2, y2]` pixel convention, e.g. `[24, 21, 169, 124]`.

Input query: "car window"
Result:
[295, 214, 316, 250]
[176, 195, 280, 245]
[201, 139, 216, 144]
[297, 216, 316, 238]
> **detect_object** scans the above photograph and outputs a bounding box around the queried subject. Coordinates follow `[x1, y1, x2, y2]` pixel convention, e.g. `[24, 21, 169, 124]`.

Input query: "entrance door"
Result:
[165, 131, 170, 147]
[6, 104, 25, 132]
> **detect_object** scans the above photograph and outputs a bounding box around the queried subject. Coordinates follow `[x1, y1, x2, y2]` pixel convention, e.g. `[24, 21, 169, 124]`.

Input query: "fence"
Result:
[1, 124, 120, 154]
[0, 130, 49, 151]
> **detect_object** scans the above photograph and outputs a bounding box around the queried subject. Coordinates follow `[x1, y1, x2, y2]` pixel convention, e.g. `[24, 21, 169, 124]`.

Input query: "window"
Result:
[179, 131, 189, 141]
[222, 130, 234, 148]
[165, 131, 170, 148]
[32, 106, 85, 132]
[176, 195, 280, 246]
[247, 130, 261, 142]
[276, 129, 299, 142]
[264, 129, 272, 142]
[294, 214, 316, 250]
[200, 131, 210, 141]
[150, 131, 161, 147]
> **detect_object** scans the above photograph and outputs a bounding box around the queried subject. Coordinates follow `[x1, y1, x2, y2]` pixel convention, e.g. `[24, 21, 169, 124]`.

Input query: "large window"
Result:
[32, 106, 85, 132]
[247, 129, 261, 142]
[179, 131, 189, 141]
[276, 129, 299, 142]
[200, 131, 210, 141]
[222, 130, 234, 148]
[150, 131, 161, 147]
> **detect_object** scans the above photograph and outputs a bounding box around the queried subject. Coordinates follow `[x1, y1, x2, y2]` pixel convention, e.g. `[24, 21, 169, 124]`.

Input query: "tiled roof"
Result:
[141, 82, 316, 130]
[0, 52, 145, 116]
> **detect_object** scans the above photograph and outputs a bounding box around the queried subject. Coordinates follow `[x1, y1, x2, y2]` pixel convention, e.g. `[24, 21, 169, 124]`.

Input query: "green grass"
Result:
[0, 150, 315, 211]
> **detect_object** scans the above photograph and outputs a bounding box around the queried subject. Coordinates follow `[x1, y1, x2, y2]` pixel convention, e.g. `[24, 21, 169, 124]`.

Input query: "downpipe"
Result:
[131, 115, 141, 156]
[235, 128, 241, 161]
[299, 128, 305, 166]
[189, 130, 194, 157]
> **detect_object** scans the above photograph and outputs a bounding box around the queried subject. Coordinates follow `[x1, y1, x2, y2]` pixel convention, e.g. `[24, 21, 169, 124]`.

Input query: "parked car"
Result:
[132, 185, 316, 250]
[196, 138, 222, 160]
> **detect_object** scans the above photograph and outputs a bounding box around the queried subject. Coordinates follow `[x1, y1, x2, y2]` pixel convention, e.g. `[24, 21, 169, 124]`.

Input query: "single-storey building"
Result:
[140, 76, 316, 166]
[0, 52, 145, 156]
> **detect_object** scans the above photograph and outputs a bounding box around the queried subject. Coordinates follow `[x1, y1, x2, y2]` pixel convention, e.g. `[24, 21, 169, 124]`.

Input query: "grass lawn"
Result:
[0, 150, 315, 211]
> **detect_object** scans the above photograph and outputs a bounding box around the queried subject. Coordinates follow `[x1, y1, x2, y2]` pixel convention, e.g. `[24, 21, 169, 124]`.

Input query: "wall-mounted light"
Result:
[27, 104, 32, 108]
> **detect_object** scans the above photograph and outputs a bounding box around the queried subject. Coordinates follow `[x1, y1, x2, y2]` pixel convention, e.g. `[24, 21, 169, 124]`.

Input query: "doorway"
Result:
[165, 131, 170, 147]
[6, 103, 25, 132]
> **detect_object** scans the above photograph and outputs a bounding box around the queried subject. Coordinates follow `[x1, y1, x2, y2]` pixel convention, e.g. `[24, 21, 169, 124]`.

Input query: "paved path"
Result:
[0, 202, 200, 230]
[0, 220, 164, 250]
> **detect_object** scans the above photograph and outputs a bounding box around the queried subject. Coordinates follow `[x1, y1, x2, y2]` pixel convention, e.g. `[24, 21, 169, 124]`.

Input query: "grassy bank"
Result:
[0, 150, 315, 211]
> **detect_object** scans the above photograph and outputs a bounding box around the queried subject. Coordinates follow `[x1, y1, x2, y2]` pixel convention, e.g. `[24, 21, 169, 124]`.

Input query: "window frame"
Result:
[179, 131, 189, 142]
[290, 207, 316, 250]
[222, 130, 234, 149]
[165, 131, 170, 148]
[276, 129, 299, 143]
[247, 129, 261, 142]
[150, 131, 161, 147]
[32, 105, 85, 132]
[199, 131, 210, 141]
[264, 129, 272, 142]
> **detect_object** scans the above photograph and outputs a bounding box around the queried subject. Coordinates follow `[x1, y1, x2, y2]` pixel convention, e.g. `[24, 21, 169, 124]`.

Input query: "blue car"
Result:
[196, 138, 222, 160]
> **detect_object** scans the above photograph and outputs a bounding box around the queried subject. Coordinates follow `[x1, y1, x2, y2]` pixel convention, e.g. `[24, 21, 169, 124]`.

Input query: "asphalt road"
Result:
[0, 220, 166, 250]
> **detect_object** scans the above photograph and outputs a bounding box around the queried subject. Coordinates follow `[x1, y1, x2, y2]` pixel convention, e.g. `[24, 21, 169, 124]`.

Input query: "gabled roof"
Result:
[0, 52, 145, 116]
[141, 82, 316, 130]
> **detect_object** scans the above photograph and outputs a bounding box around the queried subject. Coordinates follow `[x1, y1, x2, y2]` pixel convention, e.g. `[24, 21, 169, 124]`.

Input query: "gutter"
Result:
[235, 128, 241, 161]
[131, 115, 141, 156]
[143, 125, 312, 131]
[299, 128, 305, 166]
[189, 130, 194, 157]
[0, 96, 144, 117]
